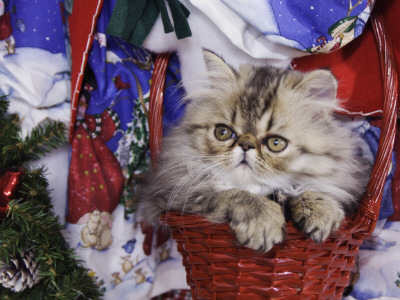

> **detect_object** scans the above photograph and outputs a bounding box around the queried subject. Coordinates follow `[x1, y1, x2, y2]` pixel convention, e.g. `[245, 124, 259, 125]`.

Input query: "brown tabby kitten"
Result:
[137, 51, 371, 252]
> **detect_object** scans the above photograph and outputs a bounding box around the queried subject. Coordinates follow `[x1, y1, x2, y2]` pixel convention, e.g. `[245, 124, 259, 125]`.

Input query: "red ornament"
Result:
[0, 169, 23, 219]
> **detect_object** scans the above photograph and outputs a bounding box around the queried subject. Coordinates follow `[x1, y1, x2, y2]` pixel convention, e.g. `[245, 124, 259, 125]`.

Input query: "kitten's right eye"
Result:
[214, 124, 235, 141]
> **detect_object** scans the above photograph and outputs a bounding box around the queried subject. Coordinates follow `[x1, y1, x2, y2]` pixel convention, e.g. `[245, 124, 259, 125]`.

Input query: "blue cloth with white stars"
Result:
[5, 0, 67, 54]
[222, 0, 373, 53]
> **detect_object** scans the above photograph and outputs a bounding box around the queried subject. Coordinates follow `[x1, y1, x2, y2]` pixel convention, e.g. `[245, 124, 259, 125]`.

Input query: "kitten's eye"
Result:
[214, 124, 235, 141]
[264, 136, 288, 152]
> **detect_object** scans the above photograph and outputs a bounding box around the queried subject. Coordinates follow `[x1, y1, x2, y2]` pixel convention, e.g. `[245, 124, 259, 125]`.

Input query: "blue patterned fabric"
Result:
[6, 0, 67, 54]
[222, 0, 373, 53]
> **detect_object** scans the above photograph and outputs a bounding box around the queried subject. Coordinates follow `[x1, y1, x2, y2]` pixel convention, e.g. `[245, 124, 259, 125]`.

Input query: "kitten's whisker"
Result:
[154, 154, 228, 182]
[178, 154, 229, 161]
[152, 161, 218, 199]
[168, 168, 214, 211]
[166, 162, 219, 210]
[153, 161, 188, 181]
[182, 163, 227, 210]
[181, 166, 227, 217]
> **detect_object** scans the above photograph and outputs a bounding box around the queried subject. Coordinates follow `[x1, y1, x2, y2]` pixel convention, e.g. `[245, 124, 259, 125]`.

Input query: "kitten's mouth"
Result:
[235, 153, 253, 170]
[237, 160, 253, 170]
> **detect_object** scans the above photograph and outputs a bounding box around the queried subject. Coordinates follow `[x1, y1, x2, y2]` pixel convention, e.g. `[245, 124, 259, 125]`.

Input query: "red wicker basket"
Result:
[149, 10, 398, 300]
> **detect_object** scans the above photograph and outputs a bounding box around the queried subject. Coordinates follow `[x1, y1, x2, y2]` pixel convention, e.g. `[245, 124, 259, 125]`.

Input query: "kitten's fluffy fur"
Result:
[137, 51, 371, 252]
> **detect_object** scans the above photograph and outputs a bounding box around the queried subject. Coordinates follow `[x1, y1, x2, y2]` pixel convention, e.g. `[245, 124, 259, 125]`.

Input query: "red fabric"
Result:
[0, 12, 12, 40]
[293, 23, 382, 115]
[381, 0, 400, 78]
[141, 222, 171, 256]
[141, 222, 155, 256]
[67, 110, 124, 223]
[293, 0, 400, 117]
[68, 0, 104, 142]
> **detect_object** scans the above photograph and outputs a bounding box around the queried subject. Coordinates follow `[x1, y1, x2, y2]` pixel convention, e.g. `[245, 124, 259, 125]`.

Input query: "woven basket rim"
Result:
[160, 212, 368, 238]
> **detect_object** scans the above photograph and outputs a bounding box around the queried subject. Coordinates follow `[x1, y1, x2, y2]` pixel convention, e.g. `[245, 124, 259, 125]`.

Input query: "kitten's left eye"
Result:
[214, 124, 235, 141]
[264, 136, 288, 152]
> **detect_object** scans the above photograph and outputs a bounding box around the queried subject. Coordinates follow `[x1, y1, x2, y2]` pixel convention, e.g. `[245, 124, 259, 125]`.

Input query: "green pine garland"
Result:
[0, 95, 103, 299]
[0, 100, 67, 169]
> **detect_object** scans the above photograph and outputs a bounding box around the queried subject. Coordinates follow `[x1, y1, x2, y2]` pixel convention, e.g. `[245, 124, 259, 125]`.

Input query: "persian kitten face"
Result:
[175, 52, 366, 203]
[138, 51, 370, 252]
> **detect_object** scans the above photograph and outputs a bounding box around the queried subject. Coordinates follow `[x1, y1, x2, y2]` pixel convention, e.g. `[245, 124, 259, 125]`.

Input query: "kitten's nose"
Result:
[237, 134, 257, 152]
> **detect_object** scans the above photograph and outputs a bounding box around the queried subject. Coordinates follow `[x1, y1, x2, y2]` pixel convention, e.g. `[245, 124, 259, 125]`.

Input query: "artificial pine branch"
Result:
[0, 94, 67, 168]
[1, 119, 67, 169]
[0, 95, 9, 115]
[0, 97, 103, 299]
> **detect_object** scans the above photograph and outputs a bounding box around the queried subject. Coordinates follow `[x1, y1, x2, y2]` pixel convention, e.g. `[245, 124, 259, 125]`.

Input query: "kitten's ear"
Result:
[203, 50, 237, 87]
[299, 69, 338, 101]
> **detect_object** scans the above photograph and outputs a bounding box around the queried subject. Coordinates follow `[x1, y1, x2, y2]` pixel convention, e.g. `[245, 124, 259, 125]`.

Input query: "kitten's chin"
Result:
[215, 166, 272, 196]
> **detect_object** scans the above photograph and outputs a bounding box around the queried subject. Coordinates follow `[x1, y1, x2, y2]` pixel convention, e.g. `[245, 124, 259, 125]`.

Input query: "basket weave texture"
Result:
[161, 214, 366, 299]
[152, 9, 398, 300]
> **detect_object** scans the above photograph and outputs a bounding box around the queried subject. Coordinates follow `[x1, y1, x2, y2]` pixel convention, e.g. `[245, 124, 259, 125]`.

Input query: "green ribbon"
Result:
[106, 0, 192, 47]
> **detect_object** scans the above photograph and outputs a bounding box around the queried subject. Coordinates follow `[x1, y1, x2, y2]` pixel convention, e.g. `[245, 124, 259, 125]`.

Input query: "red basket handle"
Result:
[149, 53, 171, 168]
[353, 9, 398, 236]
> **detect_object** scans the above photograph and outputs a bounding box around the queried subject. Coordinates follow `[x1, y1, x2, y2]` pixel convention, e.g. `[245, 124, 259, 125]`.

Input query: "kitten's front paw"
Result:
[290, 191, 344, 243]
[229, 200, 286, 252]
